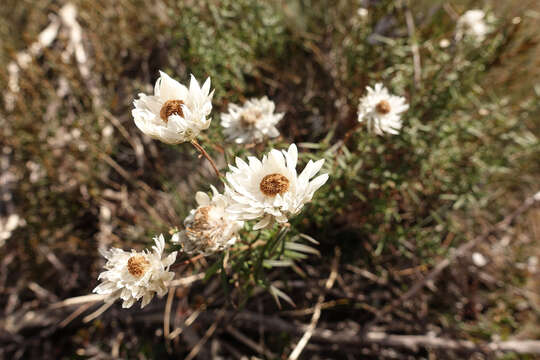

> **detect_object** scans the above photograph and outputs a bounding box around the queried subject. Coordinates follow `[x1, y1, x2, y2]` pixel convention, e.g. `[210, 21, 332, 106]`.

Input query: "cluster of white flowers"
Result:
[455, 9, 492, 44]
[92, 2, 499, 312]
[95, 5, 497, 307]
[94, 71, 329, 308]
[357, 83, 409, 135]
[169, 142, 328, 253]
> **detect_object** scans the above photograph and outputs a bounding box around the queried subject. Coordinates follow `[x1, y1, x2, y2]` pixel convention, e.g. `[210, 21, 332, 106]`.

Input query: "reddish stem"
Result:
[191, 139, 222, 178]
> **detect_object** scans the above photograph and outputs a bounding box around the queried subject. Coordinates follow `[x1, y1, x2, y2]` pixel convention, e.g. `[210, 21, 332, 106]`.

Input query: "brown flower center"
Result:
[160, 99, 185, 122]
[185, 206, 222, 249]
[240, 109, 262, 127]
[375, 100, 391, 114]
[259, 173, 290, 197]
[192, 206, 212, 229]
[127, 255, 150, 278]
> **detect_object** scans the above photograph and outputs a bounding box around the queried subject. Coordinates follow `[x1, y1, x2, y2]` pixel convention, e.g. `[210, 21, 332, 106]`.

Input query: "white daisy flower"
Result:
[171, 186, 243, 255]
[225, 144, 328, 229]
[93, 234, 177, 308]
[357, 8, 368, 19]
[455, 10, 491, 43]
[439, 38, 451, 48]
[357, 83, 409, 135]
[132, 71, 214, 144]
[220, 96, 283, 144]
[0, 214, 21, 247]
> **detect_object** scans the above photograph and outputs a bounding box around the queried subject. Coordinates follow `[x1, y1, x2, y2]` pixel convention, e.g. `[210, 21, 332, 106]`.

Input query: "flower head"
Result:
[132, 71, 214, 144]
[172, 186, 243, 255]
[357, 83, 409, 135]
[0, 214, 21, 247]
[225, 144, 328, 229]
[439, 38, 451, 48]
[455, 10, 491, 43]
[220, 96, 283, 144]
[93, 235, 177, 308]
[357, 8, 368, 19]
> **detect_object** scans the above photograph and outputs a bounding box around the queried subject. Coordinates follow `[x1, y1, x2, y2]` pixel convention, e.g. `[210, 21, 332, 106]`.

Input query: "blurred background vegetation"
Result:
[1, 0, 539, 359]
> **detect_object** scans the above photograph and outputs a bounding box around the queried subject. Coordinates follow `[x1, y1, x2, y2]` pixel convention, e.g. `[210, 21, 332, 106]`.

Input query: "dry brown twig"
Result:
[168, 305, 206, 340]
[102, 110, 145, 169]
[288, 247, 340, 360]
[5, 3, 100, 110]
[83, 302, 113, 323]
[50, 294, 106, 309]
[5, 9, 62, 111]
[59, 302, 96, 328]
[164, 287, 175, 342]
[226, 325, 276, 359]
[169, 273, 205, 287]
[337, 121, 364, 154]
[443, 2, 460, 21]
[1, 275, 204, 335]
[185, 309, 226, 360]
[220, 309, 540, 355]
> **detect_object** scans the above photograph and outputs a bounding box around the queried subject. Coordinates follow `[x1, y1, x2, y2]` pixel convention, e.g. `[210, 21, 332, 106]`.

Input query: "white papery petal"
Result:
[235, 157, 250, 171]
[164, 252, 178, 267]
[122, 297, 136, 309]
[248, 156, 263, 172]
[201, 77, 211, 96]
[140, 293, 153, 308]
[159, 71, 183, 100]
[286, 143, 298, 171]
[189, 74, 201, 97]
[253, 215, 272, 230]
[308, 173, 329, 193]
[196, 191, 211, 206]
